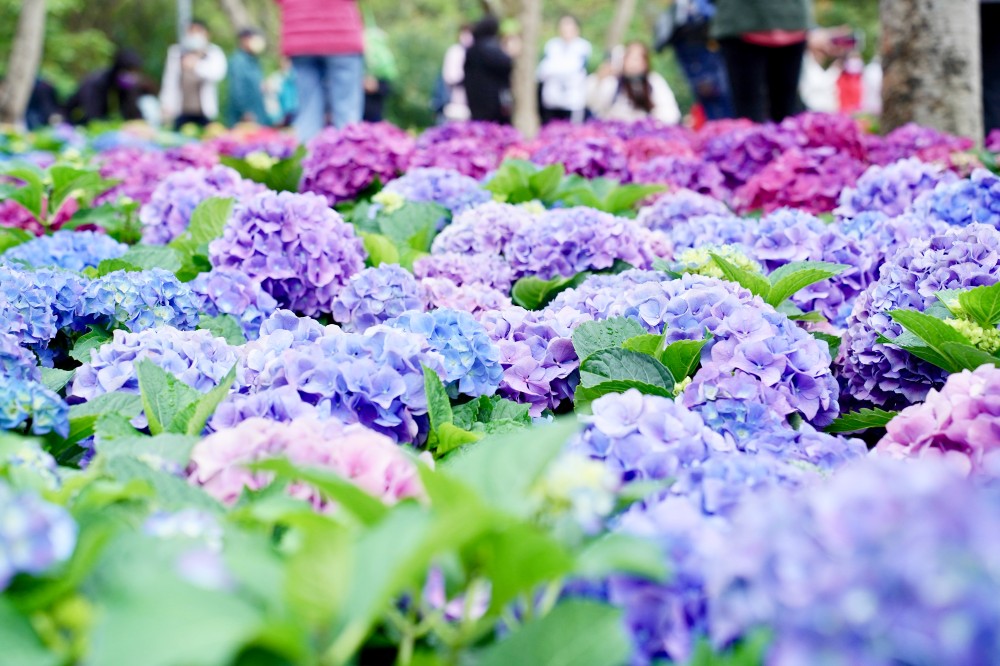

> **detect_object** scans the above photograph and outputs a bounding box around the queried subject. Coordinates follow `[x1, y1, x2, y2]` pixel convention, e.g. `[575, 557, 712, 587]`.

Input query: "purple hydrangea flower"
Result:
[430, 201, 534, 256]
[3, 231, 127, 272]
[188, 269, 279, 341]
[866, 122, 973, 166]
[631, 156, 729, 201]
[732, 147, 866, 215]
[379, 167, 492, 215]
[209, 191, 366, 316]
[387, 308, 502, 398]
[704, 458, 1000, 666]
[139, 166, 263, 244]
[636, 189, 731, 234]
[420, 278, 513, 319]
[410, 122, 521, 180]
[413, 252, 514, 293]
[779, 111, 869, 160]
[299, 122, 415, 205]
[667, 214, 754, 255]
[331, 264, 426, 332]
[835, 158, 958, 219]
[841, 223, 1000, 408]
[915, 168, 1000, 229]
[701, 123, 795, 190]
[530, 135, 630, 181]
[0, 481, 77, 590]
[96, 145, 218, 206]
[504, 207, 654, 280]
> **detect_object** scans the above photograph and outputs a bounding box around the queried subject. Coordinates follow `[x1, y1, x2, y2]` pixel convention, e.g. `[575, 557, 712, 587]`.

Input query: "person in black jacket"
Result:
[463, 16, 513, 124]
[65, 49, 153, 125]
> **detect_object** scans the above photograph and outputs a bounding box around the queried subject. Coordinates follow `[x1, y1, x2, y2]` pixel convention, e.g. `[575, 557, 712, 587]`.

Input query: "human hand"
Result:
[181, 53, 201, 70]
[364, 76, 379, 93]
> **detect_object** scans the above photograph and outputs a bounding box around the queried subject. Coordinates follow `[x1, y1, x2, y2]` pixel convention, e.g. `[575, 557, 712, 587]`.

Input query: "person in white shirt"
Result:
[537, 15, 592, 124]
[441, 25, 473, 122]
[588, 42, 681, 124]
[159, 19, 228, 129]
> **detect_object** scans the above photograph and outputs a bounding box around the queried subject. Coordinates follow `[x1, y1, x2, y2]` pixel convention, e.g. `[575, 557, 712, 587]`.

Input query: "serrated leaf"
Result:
[958, 282, 1000, 327]
[97, 433, 199, 465]
[939, 341, 1000, 371]
[511, 273, 586, 310]
[65, 391, 144, 444]
[574, 380, 675, 413]
[621, 333, 663, 356]
[87, 258, 143, 277]
[169, 198, 233, 281]
[422, 365, 454, 433]
[359, 231, 400, 267]
[39, 367, 73, 393]
[572, 317, 647, 361]
[659, 336, 712, 381]
[889, 309, 971, 373]
[711, 253, 770, 298]
[434, 422, 483, 456]
[825, 408, 899, 433]
[579, 348, 675, 390]
[810, 331, 842, 358]
[136, 360, 201, 436]
[377, 202, 446, 252]
[766, 262, 850, 308]
[184, 366, 236, 436]
[69, 328, 113, 363]
[528, 163, 565, 199]
[197, 314, 246, 345]
[101, 245, 182, 274]
[602, 183, 664, 214]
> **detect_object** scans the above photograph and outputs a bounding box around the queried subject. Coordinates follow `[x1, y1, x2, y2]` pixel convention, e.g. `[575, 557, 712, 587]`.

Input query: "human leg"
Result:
[720, 38, 768, 122]
[764, 41, 806, 122]
[326, 54, 365, 128]
[291, 56, 326, 142]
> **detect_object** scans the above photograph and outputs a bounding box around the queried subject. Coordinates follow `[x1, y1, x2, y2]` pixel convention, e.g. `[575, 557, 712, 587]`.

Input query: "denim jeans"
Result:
[673, 39, 733, 120]
[291, 54, 364, 141]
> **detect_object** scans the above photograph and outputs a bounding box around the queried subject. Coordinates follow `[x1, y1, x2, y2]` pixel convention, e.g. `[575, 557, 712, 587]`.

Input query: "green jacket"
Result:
[225, 50, 270, 127]
[711, 0, 814, 39]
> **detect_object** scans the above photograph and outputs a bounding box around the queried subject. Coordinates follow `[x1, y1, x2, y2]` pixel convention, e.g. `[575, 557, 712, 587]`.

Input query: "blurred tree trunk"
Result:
[880, 0, 983, 140]
[605, 0, 637, 54]
[219, 0, 252, 31]
[0, 0, 47, 126]
[512, 0, 542, 138]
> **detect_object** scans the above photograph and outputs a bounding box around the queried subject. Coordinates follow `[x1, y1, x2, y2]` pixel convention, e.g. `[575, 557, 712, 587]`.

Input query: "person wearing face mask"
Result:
[225, 28, 272, 126]
[65, 49, 154, 125]
[587, 42, 681, 124]
[160, 19, 228, 129]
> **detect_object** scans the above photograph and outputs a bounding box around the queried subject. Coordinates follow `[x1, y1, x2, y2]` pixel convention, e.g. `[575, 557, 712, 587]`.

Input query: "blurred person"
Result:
[464, 16, 514, 124]
[837, 50, 864, 114]
[65, 49, 154, 125]
[984, 0, 1000, 135]
[225, 28, 271, 126]
[160, 19, 228, 129]
[363, 26, 398, 123]
[275, 0, 365, 141]
[587, 42, 681, 124]
[655, 0, 733, 120]
[439, 25, 473, 122]
[26, 78, 61, 130]
[537, 15, 592, 124]
[264, 57, 298, 126]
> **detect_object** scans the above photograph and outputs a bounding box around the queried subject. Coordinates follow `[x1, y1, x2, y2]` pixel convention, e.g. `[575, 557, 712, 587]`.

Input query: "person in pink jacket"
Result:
[275, 0, 365, 140]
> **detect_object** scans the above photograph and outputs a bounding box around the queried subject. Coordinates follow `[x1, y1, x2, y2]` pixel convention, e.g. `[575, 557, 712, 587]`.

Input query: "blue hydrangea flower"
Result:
[0, 376, 69, 437]
[0, 481, 77, 590]
[0, 266, 87, 347]
[387, 308, 502, 398]
[915, 168, 1000, 228]
[835, 158, 957, 219]
[667, 214, 754, 255]
[77, 269, 202, 334]
[3, 231, 127, 272]
[331, 264, 426, 332]
[0, 332, 40, 383]
[380, 167, 492, 215]
[188, 269, 278, 341]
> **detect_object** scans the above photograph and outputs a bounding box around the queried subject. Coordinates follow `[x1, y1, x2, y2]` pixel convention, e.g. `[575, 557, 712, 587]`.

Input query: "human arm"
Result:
[442, 45, 465, 86]
[159, 46, 181, 121]
[196, 45, 228, 84]
[649, 73, 681, 124]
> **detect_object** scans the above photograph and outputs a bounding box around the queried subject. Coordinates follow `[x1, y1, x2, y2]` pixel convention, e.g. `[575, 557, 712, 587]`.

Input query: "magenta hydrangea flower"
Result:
[504, 207, 655, 280]
[530, 135, 630, 181]
[876, 364, 1000, 475]
[841, 224, 1000, 408]
[331, 264, 427, 332]
[299, 122, 415, 205]
[835, 158, 958, 219]
[188, 416, 426, 508]
[208, 191, 366, 317]
[636, 189, 731, 234]
[733, 147, 867, 215]
[430, 202, 534, 257]
[622, 137, 696, 171]
[866, 122, 974, 166]
[409, 122, 521, 180]
[96, 145, 218, 205]
[631, 156, 729, 201]
[413, 252, 513, 293]
[779, 111, 868, 160]
[701, 123, 795, 189]
[140, 166, 264, 244]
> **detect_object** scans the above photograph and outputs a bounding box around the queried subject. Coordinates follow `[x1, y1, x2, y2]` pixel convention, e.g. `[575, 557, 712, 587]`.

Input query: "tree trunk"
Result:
[219, 0, 253, 32]
[605, 0, 638, 54]
[0, 0, 47, 126]
[512, 0, 542, 138]
[880, 0, 983, 140]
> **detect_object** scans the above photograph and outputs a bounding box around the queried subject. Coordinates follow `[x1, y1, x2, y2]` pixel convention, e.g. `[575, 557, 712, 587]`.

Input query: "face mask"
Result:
[116, 72, 139, 89]
[246, 35, 266, 55]
[182, 33, 209, 51]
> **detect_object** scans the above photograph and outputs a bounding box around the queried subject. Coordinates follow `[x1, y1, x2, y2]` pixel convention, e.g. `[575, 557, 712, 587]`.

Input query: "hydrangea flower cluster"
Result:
[733, 147, 866, 215]
[69, 326, 238, 403]
[188, 416, 426, 508]
[704, 458, 1000, 666]
[530, 136, 630, 181]
[667, 214, 754, 255]
[78, 269, 202, 333]
[636, 189, 730, 234]
[0, 266, 86, 346]
[504, 207, 654, 280]
[779, 111, 869, 160]
[0, 199, 45, 235]
[387, 308, 502, 398]
[0, 331, 40, 382]
[915, 168, 1000, 228]
[876, 364, 1000, 475]
[430, 201, 533, 257]
[299, 122, 415, 205]
[139, 166, 262, 244]
[410, 122, 521, 180]
[378, 167, 492, 215]
[419, 278, 513, 319]
[841, 224, 1000, 408]
[0, 375, 69, 437]
[96, 145, 218, 205]
[0, 481, 77, 590]
[631, 156, 729, 201]
[413, 252, 514, 293]
[2, 231, 127, 271]
[622, 136, 696, 171]
[866, 122, 973, 166]
[701, 123, 794, 189]
[209, 191, 367, 316]
[236, 326, 446, 442]
[835, 158, 958, 219]
[188, 269, 278, 341]
[331, 264, 427, 332]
